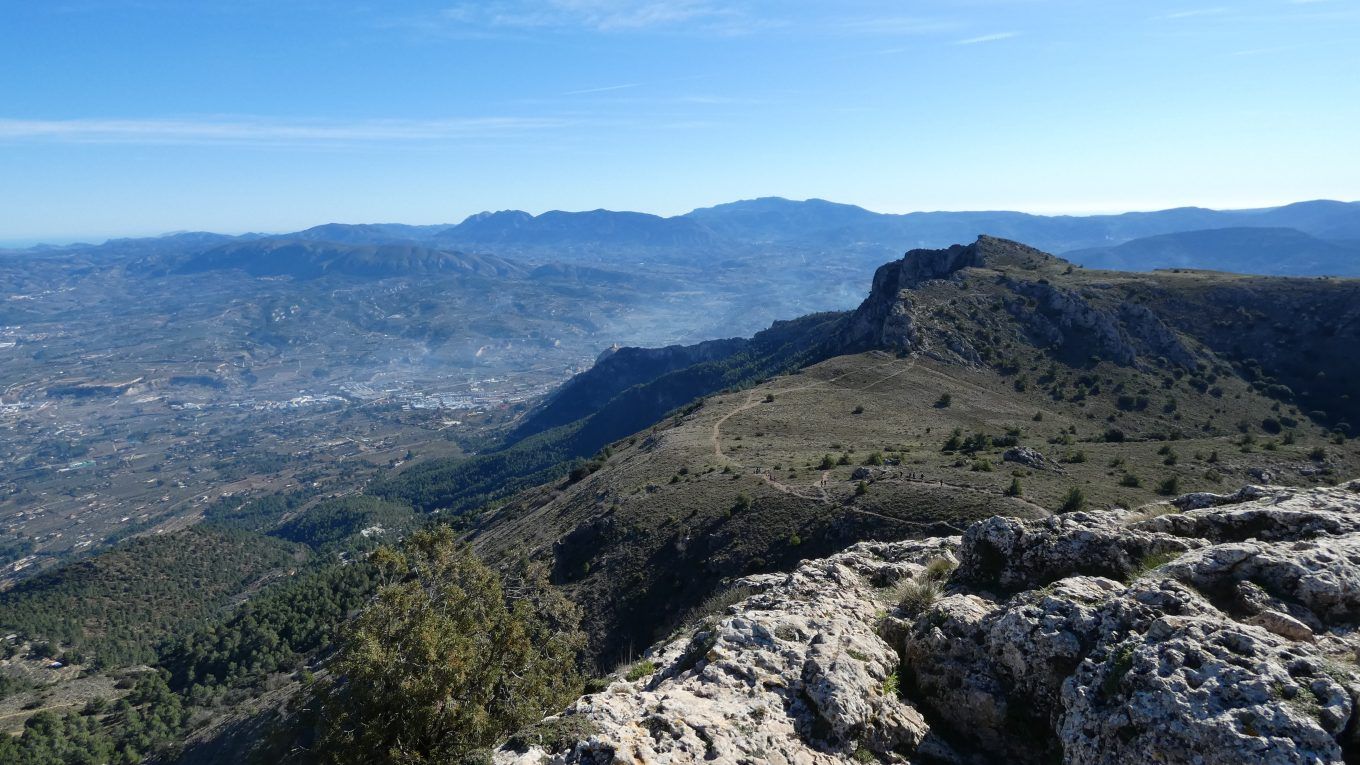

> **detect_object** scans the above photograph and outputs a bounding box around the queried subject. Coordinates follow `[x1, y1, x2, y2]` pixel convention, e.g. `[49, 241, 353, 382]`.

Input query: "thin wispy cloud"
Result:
[0, 116, 579, 146]
[837, 16, 958, 36]
[1231, 43, 1303, 56]
[563, 83, 641, 96]
[435, 0, 748, 33]
[1155, 7, 1228, 20]
[955, 31, 1018, 45]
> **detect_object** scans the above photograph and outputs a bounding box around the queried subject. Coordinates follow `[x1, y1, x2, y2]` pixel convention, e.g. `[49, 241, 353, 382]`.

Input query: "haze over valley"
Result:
[6, 197, 1359, 576]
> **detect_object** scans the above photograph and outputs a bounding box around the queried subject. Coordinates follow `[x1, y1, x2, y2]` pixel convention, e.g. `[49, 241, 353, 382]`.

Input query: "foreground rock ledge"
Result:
[498, 481, 1360, 765]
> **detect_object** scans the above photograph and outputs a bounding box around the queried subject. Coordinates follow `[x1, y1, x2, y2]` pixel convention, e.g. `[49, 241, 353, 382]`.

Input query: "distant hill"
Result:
[1233, 199, 1360, 240]
[436, 209, 724, 251]
[1065, 227, 1360, 276]
[683, 197, 1360, 256]
[287, 222, 452, 245]
[683, 197, 888, 242]
[174, 239, 526, 279]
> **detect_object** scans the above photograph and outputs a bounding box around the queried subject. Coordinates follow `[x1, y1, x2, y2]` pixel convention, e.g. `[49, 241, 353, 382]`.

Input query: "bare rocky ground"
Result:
[499, 479, 1360, 764]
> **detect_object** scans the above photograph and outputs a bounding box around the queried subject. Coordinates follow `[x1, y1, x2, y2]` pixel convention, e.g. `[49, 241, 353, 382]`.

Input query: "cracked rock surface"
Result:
[498, 480, 1360, 764]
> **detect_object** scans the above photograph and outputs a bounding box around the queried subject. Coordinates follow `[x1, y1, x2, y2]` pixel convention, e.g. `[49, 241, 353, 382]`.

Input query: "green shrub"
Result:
[882, 670, 900, 698]
[895, 578, 944, 616]
[942, 429, 963, 452]
[922, 557, 957, 582]
[1058, 487, 1086, 513]
[1101, 643, 1137, 698]
[625, 660, 657, 682]
[1127, 550, 1184, 581]
[1156, 476, 1181, 496]
[505, 716, 598, 755]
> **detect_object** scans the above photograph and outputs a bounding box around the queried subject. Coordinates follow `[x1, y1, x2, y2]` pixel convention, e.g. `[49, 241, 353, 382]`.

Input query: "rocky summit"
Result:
[498, 480, 1360, 764]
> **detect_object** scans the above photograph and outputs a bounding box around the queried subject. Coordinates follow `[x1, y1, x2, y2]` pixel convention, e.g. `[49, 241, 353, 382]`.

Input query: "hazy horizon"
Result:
[5, 195, 1359, 250]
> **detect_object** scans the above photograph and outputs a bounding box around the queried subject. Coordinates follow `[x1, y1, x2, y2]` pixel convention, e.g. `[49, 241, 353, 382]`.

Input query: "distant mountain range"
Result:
[1065, 227, 1360, 276]
[436, 209, 723, 252]
[7, 197, 1359, 277]
[685, 197, 1360, 254]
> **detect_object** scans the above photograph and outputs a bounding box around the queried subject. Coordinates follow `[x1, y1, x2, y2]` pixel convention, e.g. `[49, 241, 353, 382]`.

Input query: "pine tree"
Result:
[315, 527, 583, 764]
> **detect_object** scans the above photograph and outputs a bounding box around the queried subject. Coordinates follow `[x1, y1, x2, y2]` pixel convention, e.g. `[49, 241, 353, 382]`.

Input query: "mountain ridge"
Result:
[444, 236, 1360, 661]
[10, 198, 1360, 279]
[1066, 226, 1360, 275]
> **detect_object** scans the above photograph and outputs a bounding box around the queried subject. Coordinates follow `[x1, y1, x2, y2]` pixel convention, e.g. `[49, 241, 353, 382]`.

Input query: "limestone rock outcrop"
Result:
[840, 235, 1202, 369]
[498, 480, 1360, 764]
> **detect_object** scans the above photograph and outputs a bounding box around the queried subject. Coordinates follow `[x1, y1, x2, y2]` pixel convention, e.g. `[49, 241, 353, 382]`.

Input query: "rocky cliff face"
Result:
[842, 235, 1199, 369]
[498, 480, 1360, 764]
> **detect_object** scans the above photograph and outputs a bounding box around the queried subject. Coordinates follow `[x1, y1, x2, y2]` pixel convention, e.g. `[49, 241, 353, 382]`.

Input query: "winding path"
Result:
[709, 359, 915, 503]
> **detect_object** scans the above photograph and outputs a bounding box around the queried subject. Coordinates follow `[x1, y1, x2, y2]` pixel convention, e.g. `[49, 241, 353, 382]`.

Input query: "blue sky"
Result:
[2, 0, 1357, 243]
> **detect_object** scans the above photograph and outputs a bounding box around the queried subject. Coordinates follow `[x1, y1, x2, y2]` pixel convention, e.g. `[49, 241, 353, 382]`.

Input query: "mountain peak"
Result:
[893, 235, 1058, 288]
[459, 209, 534, 226]
[844, 236, 1193, 366]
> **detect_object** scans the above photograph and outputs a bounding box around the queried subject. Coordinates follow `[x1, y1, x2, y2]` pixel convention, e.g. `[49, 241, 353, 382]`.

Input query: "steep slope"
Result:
[509, 339, 750, 438]
[844, 236, 1360, 429]
[498, 481, 1360, 765]
[466, 237, 1360, 662]
[1066, 227, 1360, 276]
[511, 311, 852, 442]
